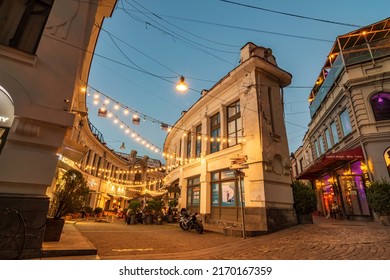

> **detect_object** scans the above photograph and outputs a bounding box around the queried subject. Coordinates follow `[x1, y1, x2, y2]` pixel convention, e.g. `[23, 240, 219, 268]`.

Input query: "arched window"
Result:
[370, 92, 390, 121]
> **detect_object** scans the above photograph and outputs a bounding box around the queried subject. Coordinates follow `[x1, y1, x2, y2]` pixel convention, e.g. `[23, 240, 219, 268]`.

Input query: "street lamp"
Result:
[176, 76, 188, 92]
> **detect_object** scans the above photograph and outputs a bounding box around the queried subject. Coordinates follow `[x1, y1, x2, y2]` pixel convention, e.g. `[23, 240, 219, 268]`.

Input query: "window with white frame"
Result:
[227, 100, 242, 147]
[318, 135, 325, 155]
[339, 109, 352, 136]
[0, 0, 54, 54]
[210, 112, 220, 153]
[314, 139, 319, 158]
[186, 131, 191, 159]
[330, 121, 339, 144]
[195, 124, 202, 157]
[324, 128, 332, 150]
[187, 176, 200, 212]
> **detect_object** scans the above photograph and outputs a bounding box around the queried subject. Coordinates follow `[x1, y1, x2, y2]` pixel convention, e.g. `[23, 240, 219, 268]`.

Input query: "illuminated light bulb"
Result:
[94, 93, 99, 99]
[131, 133, 136, 138]
[124, 109, 129, 115]
[113, 119, 119, 124]
[125, 129, 130, 134]
[107, 112, 113, 118]
[93, 100, 99, 105]
[114, 103, 120, 110]
[176, 76, 188, 92]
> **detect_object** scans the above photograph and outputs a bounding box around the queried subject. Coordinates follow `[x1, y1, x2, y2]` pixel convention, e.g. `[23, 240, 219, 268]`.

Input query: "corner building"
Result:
[292, 18, 390, 221]
[164, 43, 297, 235]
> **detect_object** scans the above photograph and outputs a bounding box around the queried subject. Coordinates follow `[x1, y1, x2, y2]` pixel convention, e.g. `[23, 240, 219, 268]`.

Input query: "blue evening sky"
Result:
[87, 0, 389, 162]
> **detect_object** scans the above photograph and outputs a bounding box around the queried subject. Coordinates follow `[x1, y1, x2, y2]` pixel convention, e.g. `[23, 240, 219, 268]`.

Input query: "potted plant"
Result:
[126, 200, 141, 224]
[83, 205, 93, 218]
[292, 180, 317, 224]
[366, 179, 390, 225]
[94, 207, 103, 217]
[45, 169, 89, 241]
[167, 199, 178, 223]
[147, 199, 163, 224]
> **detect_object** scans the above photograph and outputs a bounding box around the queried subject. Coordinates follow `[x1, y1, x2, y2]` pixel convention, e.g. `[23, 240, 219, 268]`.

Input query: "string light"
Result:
[88, 86, 248, 162]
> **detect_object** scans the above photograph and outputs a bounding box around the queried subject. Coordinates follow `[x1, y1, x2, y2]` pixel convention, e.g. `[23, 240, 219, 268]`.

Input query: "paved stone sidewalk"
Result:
[74, 216, 390, 260]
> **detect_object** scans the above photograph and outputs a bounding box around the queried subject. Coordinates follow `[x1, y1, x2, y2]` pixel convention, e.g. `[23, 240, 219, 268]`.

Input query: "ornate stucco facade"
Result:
[292, 18, 390, 220]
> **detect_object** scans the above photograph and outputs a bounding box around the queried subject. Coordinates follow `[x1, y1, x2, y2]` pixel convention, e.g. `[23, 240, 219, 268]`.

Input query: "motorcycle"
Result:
[179, 208, 204, 234]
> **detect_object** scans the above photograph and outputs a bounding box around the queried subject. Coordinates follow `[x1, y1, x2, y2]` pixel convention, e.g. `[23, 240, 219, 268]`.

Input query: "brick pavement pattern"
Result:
[74, 216, 390, 260]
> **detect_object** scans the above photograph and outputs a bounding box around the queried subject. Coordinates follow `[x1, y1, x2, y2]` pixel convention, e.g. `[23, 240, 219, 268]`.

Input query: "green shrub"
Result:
[94, 207, 103, 215]
[147, 199, 163, 214]
[127, 200, 141, 215]
[168, 199, 178, 208]
[84, 205, 93, 214]
[366, 179, 390, 216]
[292, 180, 317, 214]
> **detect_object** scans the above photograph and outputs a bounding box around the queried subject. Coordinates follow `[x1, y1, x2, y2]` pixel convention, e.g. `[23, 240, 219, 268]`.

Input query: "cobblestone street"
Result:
[73, 216, 390, 260]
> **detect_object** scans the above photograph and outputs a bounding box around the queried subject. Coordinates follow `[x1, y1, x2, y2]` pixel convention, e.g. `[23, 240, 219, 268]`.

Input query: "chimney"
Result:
[240, 42, 257, 63]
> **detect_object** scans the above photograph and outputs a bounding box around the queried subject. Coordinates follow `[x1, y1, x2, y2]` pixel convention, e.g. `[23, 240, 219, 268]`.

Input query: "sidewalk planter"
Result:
[292, 181, 317, 224]
[129, 214, 136, 225]
[366, 179, 390, 226]
[46, 169, 89, 241]
[297, 213, 313, 224]
[43, 218, 65, 242]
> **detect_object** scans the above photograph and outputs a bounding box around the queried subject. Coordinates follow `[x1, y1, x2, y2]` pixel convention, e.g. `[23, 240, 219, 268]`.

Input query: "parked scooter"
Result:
[179, 208, 204, 234]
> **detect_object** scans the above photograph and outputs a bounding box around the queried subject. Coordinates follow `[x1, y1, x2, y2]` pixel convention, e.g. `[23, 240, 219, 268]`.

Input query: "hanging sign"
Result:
[230, 155, 249, 170]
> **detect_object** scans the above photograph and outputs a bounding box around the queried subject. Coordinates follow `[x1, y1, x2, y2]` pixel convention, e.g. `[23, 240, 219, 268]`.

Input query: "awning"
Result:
[296, 146, 364, 180]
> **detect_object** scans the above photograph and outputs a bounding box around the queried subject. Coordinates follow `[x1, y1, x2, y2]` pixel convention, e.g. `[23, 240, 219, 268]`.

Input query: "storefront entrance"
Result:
[318, 167, 372, 220]
[338, 175, 371, 218]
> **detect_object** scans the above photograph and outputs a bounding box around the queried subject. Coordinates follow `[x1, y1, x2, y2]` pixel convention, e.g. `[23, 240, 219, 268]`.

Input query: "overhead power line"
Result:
[217, 0, 363, 28]
[116, 7, 334, 43]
